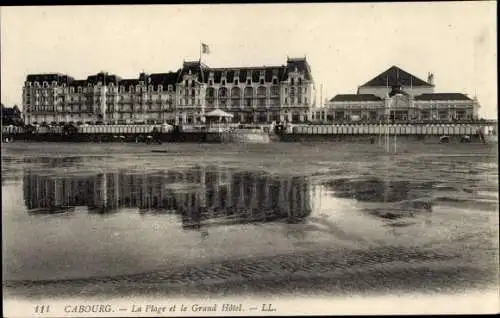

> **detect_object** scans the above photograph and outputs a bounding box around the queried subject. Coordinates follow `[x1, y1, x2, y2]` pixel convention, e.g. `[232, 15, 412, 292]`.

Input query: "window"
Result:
[259, 79, 264, 85]
[231, 87, 241, 98]
[234, 79, 239, 85]
[244, 87, 253, 97]
[219, 87, 228, 98]
[222, 80, 226, 85]
[257, 86, 266, 97]
[185, 80, 188, 86]
[246, 79, 251, 85]
[272, 78, 278, 85]
[209, 80, 213, 85]
[168, 85, 173, 91]
[158, 85, 163, 92]
[206, 87, 215, 98]
[271, 85, 279, 96]
[291, 78, 294, 85]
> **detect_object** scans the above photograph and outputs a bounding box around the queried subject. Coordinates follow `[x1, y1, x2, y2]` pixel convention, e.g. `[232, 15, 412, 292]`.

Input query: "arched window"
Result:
[231, 87, 241, 98]
[206, 87, 215, 98]
[257, 86, 266, 97]
[219, 87, 228, 98]
[244, 87, 253, 97]
[270, 85, 279, 96]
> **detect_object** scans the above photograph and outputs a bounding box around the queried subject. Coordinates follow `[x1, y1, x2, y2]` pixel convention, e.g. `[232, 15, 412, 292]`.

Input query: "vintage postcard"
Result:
[1, 2, 498, 317]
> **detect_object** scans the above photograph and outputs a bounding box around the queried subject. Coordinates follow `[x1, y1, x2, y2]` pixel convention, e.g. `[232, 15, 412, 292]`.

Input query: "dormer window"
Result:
[136, 85, 141, 92]
[120, 86, 125, 92]
[148, 85, 153, 92]
[168, 85, 173, 91]
[272, 78, 278, 85]
[52, 81, 57, 86]
[158, 85, 163, 92]
[130, 85, 134, 92]
[70, 87, 75, 93]
[43, 81, 49, 88]
[78, 87, 83, 93]
[35, 81, 40, 87]
[88, 83, 92, 87]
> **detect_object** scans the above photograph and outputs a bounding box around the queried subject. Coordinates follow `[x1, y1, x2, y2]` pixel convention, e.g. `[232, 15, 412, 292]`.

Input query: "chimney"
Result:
[427, 72, 434, 85]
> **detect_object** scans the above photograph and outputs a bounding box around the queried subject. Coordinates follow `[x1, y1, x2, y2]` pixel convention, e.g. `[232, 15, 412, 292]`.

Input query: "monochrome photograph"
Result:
[1, 2, 498, 316]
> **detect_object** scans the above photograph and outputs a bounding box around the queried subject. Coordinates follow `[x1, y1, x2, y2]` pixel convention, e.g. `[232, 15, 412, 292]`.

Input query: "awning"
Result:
[205, 108, 234, 118]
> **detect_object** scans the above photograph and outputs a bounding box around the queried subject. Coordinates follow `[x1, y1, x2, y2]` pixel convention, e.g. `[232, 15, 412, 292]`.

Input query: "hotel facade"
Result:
[322, 66, 480, 122]
[22, 57, 316, 125]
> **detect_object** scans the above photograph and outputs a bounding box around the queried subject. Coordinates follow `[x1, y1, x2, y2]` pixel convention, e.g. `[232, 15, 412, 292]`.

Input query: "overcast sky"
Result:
[1, 3, 497, 118]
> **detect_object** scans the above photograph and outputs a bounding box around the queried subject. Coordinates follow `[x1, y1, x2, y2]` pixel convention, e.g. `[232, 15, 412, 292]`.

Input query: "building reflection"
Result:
[23, 166, 312, 227]
[322, 177, 434, 220]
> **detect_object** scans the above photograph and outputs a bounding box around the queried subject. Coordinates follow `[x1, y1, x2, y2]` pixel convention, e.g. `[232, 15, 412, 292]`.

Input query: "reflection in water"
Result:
[23, 166, 312, 229]
[323, 177, 434, 221]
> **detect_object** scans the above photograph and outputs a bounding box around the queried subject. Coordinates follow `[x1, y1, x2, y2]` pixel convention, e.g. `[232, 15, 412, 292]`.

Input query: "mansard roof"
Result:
[330, 94, 383, 102]
[179, 61, 209, 83]
[205, 66, 287, 84]
[147, 72, 179, 87]
[26, 73, 74, 84]
[119, 79, 140, 87]
[25, 56, 313, 89]
[67, 80, 87, 88]
[360, 66, 432, 88]
[285, 57, 313, 81]
[414, 93, 472, 101]
[86, 72, 121, 85]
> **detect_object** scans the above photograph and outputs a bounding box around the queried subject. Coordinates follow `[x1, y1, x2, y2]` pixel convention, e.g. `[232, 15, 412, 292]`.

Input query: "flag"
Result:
[201, 43, 210, 54]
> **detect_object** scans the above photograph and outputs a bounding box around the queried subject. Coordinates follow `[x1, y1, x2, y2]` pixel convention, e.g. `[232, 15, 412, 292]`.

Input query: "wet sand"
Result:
[2, 141, 498, 299]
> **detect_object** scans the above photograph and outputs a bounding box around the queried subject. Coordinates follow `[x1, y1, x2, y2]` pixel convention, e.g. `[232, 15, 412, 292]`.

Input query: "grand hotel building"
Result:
[22, 57, 315, 125]
[322, 66, 480, 122]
